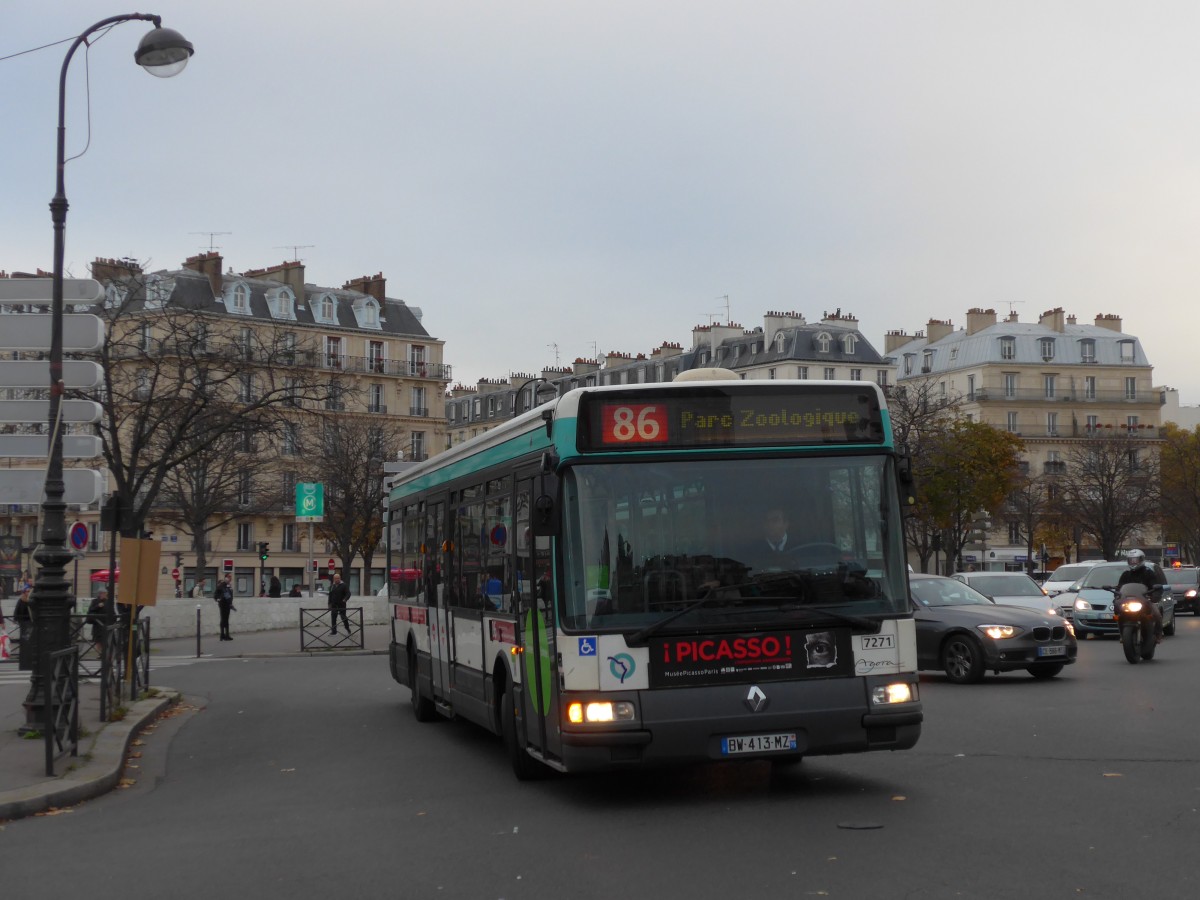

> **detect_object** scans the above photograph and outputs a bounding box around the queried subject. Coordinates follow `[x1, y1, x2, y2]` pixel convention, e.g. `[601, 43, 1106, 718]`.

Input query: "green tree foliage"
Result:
[919, 420, 1025, 569]
[1159, 423, 1200, 561]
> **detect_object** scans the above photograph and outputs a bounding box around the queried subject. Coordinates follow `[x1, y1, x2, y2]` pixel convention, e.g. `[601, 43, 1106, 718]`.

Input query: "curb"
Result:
[0, 688, 180, 823]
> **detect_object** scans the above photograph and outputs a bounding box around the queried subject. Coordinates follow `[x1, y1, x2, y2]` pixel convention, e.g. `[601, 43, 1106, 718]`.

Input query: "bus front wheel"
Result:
[409, 645, 435, 722]
[501, 689, 545, 781]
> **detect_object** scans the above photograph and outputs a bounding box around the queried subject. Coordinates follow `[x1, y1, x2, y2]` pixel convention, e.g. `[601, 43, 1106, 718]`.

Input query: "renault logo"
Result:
[746, 685, 768, 713]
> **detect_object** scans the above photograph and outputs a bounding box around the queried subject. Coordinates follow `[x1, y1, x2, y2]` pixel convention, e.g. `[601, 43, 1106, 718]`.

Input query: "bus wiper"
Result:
[627, 584, 729, 645]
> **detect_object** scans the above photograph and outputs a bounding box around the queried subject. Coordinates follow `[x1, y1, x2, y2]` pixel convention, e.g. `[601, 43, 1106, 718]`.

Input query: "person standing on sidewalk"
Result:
[328, 572, 351, 635]
[214, 574, 236, 641]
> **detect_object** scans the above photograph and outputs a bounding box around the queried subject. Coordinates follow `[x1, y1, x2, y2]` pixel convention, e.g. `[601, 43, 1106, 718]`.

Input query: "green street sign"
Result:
[295, 482, 324, 522]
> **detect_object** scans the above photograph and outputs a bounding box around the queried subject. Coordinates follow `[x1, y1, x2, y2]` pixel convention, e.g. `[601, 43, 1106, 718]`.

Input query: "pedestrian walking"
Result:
[14, 585, 33, 670]
[86, 587, 109, 647]
[328, 572, 351, 634]
[214, 574, 236, 641]
[269, 574, 281, 598]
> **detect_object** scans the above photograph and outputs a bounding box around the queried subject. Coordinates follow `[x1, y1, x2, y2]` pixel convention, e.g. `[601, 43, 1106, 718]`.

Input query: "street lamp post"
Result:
[22, 14, 193, 728]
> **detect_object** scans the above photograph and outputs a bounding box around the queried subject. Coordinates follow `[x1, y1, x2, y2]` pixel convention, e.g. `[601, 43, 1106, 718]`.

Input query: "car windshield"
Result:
[911, 578, 992, 608]
[1078, 565, 1126, 590]
[1045, 564, 1093, 585]
[560, 455, 909, 632]
[966, 575, 1043, 596]
[1164, 568, 1199, 585]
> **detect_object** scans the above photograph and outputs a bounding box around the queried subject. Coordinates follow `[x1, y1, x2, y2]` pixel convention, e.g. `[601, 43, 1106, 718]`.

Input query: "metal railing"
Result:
[300, 607, 365, 651]
[43, 644, 79, 777]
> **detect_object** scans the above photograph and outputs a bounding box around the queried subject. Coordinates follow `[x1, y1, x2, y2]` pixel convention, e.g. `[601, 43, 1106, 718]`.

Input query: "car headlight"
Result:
[1064, 619, 1075, 637]
[1074, 597, 1091, 611]
[977, 624, 1022, 640]
[1186, 589, 1197, 599]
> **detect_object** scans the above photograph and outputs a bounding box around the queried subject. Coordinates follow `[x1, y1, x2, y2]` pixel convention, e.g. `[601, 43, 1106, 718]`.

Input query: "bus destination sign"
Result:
[579, 385, 884, 451]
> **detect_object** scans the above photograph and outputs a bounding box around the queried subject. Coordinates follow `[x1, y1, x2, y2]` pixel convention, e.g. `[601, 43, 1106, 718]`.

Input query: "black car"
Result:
[1163, 566, 1200, 615]
[911, 574, 1077, 684]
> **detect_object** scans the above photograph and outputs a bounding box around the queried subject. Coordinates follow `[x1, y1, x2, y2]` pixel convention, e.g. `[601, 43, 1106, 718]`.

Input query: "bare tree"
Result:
[1160, 423, 1200, 562]
[1003, 474, 1052, 574]
[78, 276, 329, 539]
[1060, 435, 1160, 560]
[313, 416, 407, 585]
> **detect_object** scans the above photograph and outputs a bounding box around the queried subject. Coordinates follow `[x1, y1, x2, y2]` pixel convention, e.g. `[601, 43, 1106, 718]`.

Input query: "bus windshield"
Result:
[560, 454, 908, 632]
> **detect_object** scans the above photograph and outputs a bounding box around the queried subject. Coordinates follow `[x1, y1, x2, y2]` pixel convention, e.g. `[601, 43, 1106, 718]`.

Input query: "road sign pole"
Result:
[307, 522, 314, 600]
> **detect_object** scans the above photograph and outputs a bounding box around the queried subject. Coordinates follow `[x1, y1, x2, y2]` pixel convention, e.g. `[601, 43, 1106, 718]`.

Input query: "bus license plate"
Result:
[1038, 645, 1065, 657]
[721, 733, 797, 755]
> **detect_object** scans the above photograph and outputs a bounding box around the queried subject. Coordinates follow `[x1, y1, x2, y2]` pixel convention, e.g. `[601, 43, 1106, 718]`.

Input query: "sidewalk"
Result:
[0, 622, 393, 822]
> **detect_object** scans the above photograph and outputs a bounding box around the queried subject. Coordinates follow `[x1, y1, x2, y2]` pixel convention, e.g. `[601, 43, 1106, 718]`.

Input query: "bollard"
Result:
[196, 604, 201, 658]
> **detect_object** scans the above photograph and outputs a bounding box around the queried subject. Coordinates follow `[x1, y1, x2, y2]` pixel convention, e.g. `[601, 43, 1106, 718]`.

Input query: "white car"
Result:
[950, 571, 1059, 617]
[1042, 561, 1106, 598]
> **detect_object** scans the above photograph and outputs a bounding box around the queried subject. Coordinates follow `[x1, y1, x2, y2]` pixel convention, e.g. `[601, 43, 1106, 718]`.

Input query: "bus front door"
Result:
[427, 500, 452, 703]
[517, 477, 562, 765]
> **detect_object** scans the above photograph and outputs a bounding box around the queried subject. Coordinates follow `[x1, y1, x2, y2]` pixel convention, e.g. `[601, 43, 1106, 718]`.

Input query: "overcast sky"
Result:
[4, 1, 1200, 401]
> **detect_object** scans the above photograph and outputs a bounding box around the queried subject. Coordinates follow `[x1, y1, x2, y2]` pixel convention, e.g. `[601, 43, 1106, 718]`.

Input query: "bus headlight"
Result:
[567, 700, 635, 724]
[872, 682, 915, 705]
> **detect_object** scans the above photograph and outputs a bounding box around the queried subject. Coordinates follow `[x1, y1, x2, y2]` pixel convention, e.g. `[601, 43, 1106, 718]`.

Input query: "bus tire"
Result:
[409, 644, 435, 722]
[502, 689, 544, 781]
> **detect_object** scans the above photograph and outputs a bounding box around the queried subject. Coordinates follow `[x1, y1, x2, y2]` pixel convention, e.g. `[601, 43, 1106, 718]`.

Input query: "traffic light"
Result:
[259, 541, 269, 562]
[970, 517, 991, 544]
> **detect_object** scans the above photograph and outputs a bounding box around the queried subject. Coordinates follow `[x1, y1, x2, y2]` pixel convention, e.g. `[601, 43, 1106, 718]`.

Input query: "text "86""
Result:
[604, 404, 668, 443]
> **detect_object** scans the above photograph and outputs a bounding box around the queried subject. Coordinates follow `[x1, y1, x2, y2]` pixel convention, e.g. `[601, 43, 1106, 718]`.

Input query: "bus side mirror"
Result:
[532, 494, 557, 537]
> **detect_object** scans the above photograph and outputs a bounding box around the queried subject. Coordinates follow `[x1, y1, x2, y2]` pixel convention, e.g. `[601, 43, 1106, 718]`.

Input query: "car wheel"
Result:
[1028, 663, 1064, 679]
[1164, 613, 1176, 636]
[941, 634, 985, 684]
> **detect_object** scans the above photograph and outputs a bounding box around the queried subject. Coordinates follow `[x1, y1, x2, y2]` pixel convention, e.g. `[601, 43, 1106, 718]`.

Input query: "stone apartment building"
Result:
[887, 307, 1162, 567]
[1, 253, 450, 598]
[445, 310, 887, 444]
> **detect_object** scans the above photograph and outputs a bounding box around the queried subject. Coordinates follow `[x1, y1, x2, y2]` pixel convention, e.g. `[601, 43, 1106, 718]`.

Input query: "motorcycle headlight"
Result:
[977, 624, 1022, 640]
[1121, 600, 1144, 613]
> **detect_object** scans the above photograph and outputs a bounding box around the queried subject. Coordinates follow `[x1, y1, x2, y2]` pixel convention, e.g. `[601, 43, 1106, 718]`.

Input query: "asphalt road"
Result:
[4, 618, 1199, 900]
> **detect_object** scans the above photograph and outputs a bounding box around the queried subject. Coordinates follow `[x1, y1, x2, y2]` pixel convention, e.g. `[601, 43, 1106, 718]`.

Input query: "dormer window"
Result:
[315, 293, 337, 324]
[922, 350, 934, 372]
[145, 274, 172, 309]
[231, 282, 250, 314]
[1079, 338, 1096, 363]
[363, 299, 378, 326]
[268, 287, 296, 320]
[816, 332, 832, 353]
[999, 336, 1016, 360]
[774, 332, 786, 352]
[903, 353, 914, 375]
[1039, 337, 1055, 361]
[1119, 340, 1135, 362]
[842, 334, 857, 354]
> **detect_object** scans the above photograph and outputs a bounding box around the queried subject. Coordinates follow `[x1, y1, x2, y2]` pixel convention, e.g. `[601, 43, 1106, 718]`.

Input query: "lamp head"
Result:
[134, 26, 194, 78]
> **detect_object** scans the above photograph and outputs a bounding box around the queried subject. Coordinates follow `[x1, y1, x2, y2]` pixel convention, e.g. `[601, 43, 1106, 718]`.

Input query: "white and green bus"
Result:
[386, 377, 922, 778]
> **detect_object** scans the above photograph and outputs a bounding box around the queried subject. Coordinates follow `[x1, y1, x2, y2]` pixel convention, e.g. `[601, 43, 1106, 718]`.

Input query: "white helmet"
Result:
[1126, 549, 1145, 566]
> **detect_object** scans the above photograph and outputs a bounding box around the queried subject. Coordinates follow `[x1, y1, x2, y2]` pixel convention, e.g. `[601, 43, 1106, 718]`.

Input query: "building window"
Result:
[238, 472, 252, 506]
[283, 423, 298, 455]
[136, 368, 151, 400]
[1007, 412, 1019, 433]
[139, 323, 153, 352]
[1008, 521, 1021, 544]
[1043, 374, 1056, 399]
[823, 367, 836, 380]
[967, 374, 976, 401]
[849, 368, 862, 381]
[1000, 336, 1016, 360]
[797, 366, 808, 380]
[922, 350, 933, 373]
[950, 347, 958, 361]
[1084, 376, 1097, 400]
[326, 380, 345, 411]
[1127, 415, 1139, 433]
[876, 370, 888, 387]
[1128, 448, 1140, 471]
[238, 427, 254, 453]
[1080, 339, 1096, 363]
[368, 340, 385, 372]
[1119, 340, 1135, 362]
[325, 336, 342, 368]
[236, 523, 252, 550]
[362, 300, 378, 326]
[1125, 377, 1137, 400]
[282, 523, 297, 552]
[903, 354, 914, 375]
[1004, 373, 1017, 398]
[1046, 411, 1058, 436]
[409, 345, 427, 377]
[768, 367, 776, 380]
[843, 334, 857, 354]
[239, 373, 253, 403]
[320, 295, 336, 322]
[816, 332, 831, 353]
[368, 383, 385, 413]
[1040, 337, 1055, 360]
[1086, 414, 1099, 432]
[411, 431, 426, 461]
[411, 386, 427, 416]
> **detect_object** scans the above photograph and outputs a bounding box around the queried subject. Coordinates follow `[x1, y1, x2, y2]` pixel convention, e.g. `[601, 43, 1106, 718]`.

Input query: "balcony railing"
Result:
[409, 406, 429, 417]
[1002, 423, 1163, 439]
[367, 404, 388, 414]
[972, 387, 1159, 404]
[320, 355, 453, 380]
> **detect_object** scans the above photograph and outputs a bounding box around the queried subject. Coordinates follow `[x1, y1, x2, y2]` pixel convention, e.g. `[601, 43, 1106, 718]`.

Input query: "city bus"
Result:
[385, 375, 922, 778]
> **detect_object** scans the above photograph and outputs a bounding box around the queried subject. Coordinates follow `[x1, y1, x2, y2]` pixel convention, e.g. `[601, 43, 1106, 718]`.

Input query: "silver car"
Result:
[950, 572, 1060, 617]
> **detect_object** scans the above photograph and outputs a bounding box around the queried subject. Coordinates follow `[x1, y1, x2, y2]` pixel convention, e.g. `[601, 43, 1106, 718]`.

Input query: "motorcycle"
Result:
[1114, 583, 1162, 664]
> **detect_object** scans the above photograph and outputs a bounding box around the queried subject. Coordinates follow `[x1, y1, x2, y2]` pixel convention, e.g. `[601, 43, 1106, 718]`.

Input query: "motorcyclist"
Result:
[1116, 549, 1166, 642]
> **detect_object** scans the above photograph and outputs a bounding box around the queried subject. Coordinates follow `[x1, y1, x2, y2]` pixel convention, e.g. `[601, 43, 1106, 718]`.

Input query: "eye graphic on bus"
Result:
[608, 653, 635, 683]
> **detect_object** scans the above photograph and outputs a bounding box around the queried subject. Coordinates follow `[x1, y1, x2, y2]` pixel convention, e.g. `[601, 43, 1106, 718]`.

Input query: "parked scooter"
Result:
[1114, 583, 1162, 664]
